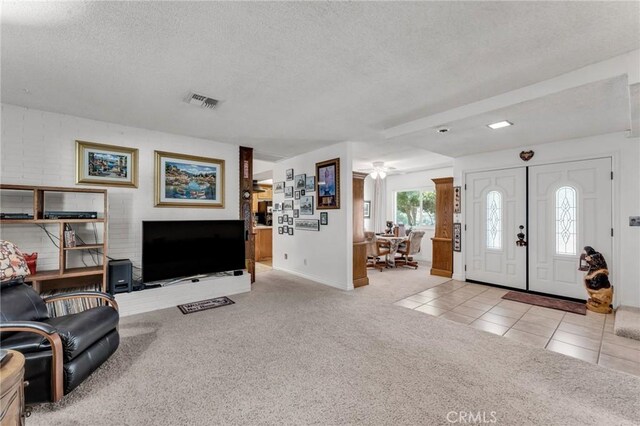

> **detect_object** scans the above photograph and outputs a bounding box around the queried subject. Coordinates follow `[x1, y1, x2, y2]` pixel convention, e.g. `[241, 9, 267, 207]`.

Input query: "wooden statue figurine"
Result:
[578, 246, 613, 314]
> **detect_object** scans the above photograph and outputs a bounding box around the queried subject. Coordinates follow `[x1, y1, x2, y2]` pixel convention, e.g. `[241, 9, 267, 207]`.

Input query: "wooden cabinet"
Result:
[0, 184, 108, 294]
[352, 172, 369, 288]
[0, 351, 26, 426]
[254, 227, 273, 261]
[431, 177, 454, 278]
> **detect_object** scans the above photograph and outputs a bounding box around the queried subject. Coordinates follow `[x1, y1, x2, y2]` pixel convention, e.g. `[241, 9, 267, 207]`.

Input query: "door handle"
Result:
[516, 225, 527, 247]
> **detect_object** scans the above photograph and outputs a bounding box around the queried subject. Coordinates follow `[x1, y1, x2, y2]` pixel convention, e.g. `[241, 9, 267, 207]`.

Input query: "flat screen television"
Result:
[142, 220, 245, 283]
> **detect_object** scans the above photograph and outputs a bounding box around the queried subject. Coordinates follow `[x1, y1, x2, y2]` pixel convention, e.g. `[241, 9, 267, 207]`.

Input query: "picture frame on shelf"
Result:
[299, 196, 314, 215]
[295, 219, 320, 231]
[316, 158, 340, 209]
[364, 200, 371, 218]
[283, 214, 288, 221]
[154, 150, 224, 208]
[274, 182, 285, 194]
[285, 186, 294, 198]
[278, 216, 283, 224]
[283, 225, 289, 233]
[286, 169, 294, 181]
[288, 217, 294, 226]
[320, 212, 328, 225]
[278, 227, 284, 234]
[305, 176, 315, 192]
[76, 140, 139, 188]
[288, 227, 294, 236]
[294, 174, 306, 190]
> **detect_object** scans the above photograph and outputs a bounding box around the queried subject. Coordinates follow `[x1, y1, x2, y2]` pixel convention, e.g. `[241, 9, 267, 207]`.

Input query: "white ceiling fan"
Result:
[361, 161, 396, 179]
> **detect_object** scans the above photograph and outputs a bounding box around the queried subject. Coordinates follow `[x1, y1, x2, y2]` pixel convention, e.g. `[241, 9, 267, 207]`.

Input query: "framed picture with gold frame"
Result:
[76, 140, 138, 187]
[316, 158, 340, 209]
[154, 151, 225, 208]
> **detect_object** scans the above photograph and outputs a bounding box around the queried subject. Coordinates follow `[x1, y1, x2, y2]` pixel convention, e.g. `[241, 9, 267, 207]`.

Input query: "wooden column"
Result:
[353, 172, 369, 288]
[431, 177, 454, 278]
[239, 147, 255, 283]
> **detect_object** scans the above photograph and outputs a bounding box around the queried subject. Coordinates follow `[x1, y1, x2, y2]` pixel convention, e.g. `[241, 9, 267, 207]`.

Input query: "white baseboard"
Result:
[116, 273, 251, 317]
[452, 273, 466, 281]
[271, 266, 349, 290]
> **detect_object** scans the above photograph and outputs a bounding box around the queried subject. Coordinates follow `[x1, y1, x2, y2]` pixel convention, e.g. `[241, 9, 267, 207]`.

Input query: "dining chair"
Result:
[395, 231, 425, 269]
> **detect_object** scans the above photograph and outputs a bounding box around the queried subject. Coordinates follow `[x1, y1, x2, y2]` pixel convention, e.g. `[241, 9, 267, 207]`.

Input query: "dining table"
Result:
[377, 234, 408, 267]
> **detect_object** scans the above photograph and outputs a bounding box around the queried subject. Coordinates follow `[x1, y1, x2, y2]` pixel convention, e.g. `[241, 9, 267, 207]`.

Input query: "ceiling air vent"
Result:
[184, 92, 219, 109]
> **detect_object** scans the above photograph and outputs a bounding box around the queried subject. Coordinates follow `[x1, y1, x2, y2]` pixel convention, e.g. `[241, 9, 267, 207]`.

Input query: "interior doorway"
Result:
[465, 158, 612, 300]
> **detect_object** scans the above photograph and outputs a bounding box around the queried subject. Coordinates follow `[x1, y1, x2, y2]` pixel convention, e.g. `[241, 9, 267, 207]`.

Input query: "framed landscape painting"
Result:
[76, 140, 138, 187]
[316, 158, 340, 209]
[155, 151, 224, 208]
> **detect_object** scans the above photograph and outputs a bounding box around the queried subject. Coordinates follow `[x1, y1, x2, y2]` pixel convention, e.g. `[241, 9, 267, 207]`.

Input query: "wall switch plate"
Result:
[630, 216, 640, 226]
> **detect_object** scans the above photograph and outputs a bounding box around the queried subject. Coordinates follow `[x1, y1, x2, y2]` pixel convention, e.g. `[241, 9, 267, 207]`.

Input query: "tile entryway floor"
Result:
[394, 280, 640, 377]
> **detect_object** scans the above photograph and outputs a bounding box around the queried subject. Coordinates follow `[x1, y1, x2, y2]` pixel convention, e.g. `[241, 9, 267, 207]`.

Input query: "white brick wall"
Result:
[1, 104, 240, 276]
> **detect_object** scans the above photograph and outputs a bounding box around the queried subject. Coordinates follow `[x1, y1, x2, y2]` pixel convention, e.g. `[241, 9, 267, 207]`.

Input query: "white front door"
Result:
[528, 158, 612, 299]
[465, 167, 527, 289]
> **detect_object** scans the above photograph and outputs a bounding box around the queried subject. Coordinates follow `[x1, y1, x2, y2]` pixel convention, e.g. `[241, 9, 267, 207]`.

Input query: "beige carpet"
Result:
[30, 269, 640, 425]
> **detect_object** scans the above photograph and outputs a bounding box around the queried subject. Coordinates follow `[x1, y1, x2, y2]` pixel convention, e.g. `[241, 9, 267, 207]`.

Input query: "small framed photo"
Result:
[288, 227, 294, 236]
[283, 225, 289, 233]
[283, 200, 294, 210]
[288, 217, 294, 225]
[453, 223, 462, 252]
[305, 176, 315, 192]
[273, 203, 281, 211]
[364, 200, 371, 218]
[285, 186, 294, 198]
[299, 196, 314, 215]
[316, 158, 340, 209]
[76, 140, 139, 188]
[278, 216, 283, 224]
[274, 182, 285, 194]
[294, 174, 306, 190]
[293, 209, 300, 218]
[286, 169, 294, 181]
[278, 227, 284, 234]
[295, 219, 320, 231]
[295, 190, 300, 200]
[283, 214, 288, 221]
[320, 212, 328, 225]
[301, 189, 305, 196]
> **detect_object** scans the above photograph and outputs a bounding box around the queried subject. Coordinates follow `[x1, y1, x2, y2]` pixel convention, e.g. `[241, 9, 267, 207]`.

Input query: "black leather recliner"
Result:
[0, 279, 119, 403]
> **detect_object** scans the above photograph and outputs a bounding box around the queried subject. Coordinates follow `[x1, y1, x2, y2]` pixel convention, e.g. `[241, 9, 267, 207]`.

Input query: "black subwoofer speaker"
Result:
[108, 259, 133, 294]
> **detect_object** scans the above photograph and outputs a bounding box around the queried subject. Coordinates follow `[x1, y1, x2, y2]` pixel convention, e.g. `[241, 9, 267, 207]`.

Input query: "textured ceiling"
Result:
[2, 1, 639, 164]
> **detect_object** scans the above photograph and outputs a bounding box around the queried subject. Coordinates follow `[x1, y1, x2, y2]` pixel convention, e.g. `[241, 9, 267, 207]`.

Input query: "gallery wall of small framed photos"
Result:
[274, 159, 339, 237]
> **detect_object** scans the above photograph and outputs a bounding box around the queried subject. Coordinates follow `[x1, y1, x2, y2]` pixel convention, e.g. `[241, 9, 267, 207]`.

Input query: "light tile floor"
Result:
[394, 280, 640, 377]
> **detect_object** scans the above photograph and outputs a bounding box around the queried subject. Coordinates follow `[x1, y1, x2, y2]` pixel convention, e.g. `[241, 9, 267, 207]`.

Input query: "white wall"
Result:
[453, 132, 640, 308]
[272, 142, 353, 290]
[384, 167, 454, 263]
[0, 104, 240, 275]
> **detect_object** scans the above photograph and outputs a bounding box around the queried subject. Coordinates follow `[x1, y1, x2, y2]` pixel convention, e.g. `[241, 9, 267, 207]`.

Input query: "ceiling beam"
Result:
[383, 50, 640, 140]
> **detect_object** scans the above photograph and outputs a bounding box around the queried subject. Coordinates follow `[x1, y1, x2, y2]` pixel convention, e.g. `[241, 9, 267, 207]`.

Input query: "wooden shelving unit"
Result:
[0, 184, 108, 293]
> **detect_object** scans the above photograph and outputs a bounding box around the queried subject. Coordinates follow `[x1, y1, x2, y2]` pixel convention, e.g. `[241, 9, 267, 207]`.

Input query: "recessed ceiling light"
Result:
[487, 120, 513, 130]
